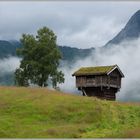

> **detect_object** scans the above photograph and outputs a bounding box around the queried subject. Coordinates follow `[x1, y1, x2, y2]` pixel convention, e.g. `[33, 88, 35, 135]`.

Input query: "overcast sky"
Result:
[0, 1, 140, 48]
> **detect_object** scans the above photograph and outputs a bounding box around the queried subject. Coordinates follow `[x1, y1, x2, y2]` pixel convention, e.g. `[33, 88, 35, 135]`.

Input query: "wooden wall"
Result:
[76, 69, 122, 89]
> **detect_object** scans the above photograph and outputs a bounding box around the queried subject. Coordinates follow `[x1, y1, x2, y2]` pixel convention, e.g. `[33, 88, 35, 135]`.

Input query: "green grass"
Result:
[72, 65, 116, 76]
[0, 86, 140, 138]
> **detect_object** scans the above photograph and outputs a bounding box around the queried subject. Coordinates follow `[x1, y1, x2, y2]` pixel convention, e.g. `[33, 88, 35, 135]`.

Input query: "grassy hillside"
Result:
[0, 86, 140, 138]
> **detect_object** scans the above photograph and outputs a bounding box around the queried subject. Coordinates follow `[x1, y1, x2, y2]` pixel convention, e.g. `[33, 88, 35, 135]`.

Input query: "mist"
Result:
[0, 56, 20, 85]
[59, 38, 140, 102]
[0, 56, 20, 76]
[0, 39, 140, 102]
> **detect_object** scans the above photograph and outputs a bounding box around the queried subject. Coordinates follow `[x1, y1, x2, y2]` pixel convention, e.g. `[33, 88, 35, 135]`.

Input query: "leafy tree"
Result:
[15, 27, 64, 88]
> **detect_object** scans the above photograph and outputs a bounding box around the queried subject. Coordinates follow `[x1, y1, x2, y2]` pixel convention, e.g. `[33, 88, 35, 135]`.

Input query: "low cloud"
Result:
[59, 38, 140, 102]
[0, 39, 140, 102]
[0, 57, 20, 76]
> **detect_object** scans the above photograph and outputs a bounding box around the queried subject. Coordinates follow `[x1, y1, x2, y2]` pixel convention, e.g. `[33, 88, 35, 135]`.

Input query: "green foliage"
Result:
[0, 87, 140, 138]
[15, 27, 64, 88]
[0, 40, 94, 86]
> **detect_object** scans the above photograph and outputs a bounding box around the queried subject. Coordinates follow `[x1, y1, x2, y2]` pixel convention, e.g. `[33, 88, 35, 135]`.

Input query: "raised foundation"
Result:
[79, 87, 118, 100]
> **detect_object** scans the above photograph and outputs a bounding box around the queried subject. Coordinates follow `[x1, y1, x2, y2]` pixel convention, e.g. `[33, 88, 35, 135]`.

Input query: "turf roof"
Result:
[72, 65, 117, 76]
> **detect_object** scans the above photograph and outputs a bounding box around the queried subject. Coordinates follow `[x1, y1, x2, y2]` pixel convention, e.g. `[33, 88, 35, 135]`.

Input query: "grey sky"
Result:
[0, 1, 140, 48]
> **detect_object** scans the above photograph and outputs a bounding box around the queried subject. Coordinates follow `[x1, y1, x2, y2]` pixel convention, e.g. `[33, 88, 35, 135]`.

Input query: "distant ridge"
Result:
[0, 40, 94, 62]
[0, 40, 21, 58]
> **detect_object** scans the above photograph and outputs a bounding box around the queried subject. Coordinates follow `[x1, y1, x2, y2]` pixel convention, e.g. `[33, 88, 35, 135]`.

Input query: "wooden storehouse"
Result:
[72, 65, 124, 100]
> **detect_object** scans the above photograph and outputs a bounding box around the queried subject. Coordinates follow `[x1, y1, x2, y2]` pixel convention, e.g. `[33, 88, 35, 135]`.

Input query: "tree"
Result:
[15, 27, 64, 88]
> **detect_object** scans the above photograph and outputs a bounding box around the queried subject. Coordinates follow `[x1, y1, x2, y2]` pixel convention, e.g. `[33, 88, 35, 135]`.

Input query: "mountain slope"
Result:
[59, 46, 94, 62]
[0, 40, 21, 58]
[0, 40, 94, 62]
[105, 10, 140, 47]
[0, 86, 140, 138]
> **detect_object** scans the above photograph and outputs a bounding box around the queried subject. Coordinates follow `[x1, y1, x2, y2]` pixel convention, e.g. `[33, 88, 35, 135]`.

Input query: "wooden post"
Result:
[81, 87, 87, 96]
[101, 76, 103, 91]
[108, 76, 110, 89]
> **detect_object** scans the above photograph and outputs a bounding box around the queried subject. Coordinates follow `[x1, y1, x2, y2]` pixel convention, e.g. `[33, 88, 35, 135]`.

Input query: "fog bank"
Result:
[59, 38, 140, 102]
[0, 57, 20, 76]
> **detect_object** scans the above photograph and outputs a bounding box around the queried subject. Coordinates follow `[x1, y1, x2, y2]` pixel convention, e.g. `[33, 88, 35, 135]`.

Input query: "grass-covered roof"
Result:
[72, 65, 117, 76]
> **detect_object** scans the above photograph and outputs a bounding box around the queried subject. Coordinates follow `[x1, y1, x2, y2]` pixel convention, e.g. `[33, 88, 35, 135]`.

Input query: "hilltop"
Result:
[0, 86, 140, 138]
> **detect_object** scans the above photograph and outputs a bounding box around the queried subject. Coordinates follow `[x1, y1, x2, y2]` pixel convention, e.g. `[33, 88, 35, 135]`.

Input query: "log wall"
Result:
[76, 69, 122, 89]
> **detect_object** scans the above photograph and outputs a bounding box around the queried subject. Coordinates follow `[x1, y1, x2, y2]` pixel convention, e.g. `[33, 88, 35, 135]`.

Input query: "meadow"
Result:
[0, 86, 140, 138]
